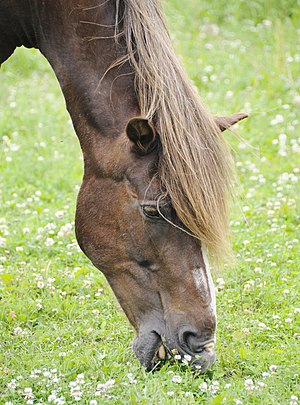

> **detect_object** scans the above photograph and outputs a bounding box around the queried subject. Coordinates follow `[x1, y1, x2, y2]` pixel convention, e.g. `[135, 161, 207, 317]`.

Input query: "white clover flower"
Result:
[43, 371, 51, 378]
[70, 384, 83, 401]
[55, 210, 64, 218]
[45, 237, 55, 247]
[167, 391, 174, 396]
[23, 387, 34, 400]
[208, 380, 219, 395]
[244, 378, 255, 390]
[270, 114, 284, 125]
[58, 223, 72, 237]
[30, 369, 41, 378]
[14, 326, 24, 336]
[105, 379, 115, 388]
[48, 393, 57, 402]
[172, 375, 182, 383]
[199, 381, 208, 392]
[184, 354, 192, 362]
[269, 365, 277, 373]
[96, 379, 115, 394]
[44, 222, 56, 231]
[90, 401, 98, 405]
[7, 379, 17, 389]
[76, 373, 85, 385]
[290, 395, 298, 405]
[262, 371, 269, 378]
[254, 267, 262, 273]
[0, 237, 7, 247]
[216, 277, 225, 289]
[37, 281, 45, 289]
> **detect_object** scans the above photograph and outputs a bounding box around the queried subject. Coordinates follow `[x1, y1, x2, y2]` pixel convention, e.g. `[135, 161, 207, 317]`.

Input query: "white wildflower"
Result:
[45, 237, 55, 247]
[199, 381, 208, 392]
[55, 210, 64, 218]
[0, 237, 7, 247]
[184, 354, 192, 362]
[208, 380, 219, 395]
[290, 395, 298, 405]
[172, 375, 182, 383]
[24, 387, 34, 400]
[244, 378, 255, 391]
[13, 326, 24, 336]
[262, 371, 269, 378]
[7, 379, 17, 389]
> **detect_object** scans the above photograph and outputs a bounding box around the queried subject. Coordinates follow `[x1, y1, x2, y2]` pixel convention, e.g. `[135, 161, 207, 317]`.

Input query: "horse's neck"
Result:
[0, 0, 139, 152]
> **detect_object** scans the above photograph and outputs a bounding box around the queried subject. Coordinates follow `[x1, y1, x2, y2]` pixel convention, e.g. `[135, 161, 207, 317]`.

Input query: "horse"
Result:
[0, 0, 247, 372]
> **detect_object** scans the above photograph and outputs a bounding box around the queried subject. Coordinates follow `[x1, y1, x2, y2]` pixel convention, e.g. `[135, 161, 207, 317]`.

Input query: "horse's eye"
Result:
[142, 205, 161, 219]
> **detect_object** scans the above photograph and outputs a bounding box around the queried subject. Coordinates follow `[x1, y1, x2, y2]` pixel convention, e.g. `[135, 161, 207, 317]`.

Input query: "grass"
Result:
[0, 1, 299, 404]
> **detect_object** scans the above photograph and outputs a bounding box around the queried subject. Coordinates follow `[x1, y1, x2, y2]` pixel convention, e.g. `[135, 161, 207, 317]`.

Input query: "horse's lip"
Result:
[192, 349, 216, 373]
[133, 331, 163, 371]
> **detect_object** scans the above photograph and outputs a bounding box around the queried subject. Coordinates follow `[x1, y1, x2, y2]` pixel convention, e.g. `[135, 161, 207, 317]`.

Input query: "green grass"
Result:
[0, 1, 299, 404]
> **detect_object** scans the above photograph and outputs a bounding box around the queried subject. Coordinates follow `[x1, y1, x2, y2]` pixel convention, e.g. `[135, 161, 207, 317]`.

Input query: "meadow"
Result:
[0, 0, 299, 404]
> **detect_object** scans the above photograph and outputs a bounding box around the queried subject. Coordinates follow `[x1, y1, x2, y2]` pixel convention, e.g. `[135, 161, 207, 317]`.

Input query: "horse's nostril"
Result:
[185, 332, 203, 353]
[180, 328, 214, 354]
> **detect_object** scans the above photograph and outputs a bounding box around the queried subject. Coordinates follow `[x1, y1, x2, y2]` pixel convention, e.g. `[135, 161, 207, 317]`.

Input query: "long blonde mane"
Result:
[117, 0, 234, 264]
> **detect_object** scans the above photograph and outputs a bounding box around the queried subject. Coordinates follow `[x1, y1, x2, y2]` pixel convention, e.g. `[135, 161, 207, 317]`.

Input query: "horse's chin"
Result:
[133, 331, 163, 371]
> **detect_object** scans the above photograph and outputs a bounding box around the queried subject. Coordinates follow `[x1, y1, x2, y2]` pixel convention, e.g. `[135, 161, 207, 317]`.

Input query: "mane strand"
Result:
[119, 0, 235, 265]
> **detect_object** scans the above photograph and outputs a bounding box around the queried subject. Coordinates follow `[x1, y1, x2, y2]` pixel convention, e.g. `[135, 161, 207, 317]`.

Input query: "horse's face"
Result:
[75, 118, 216, 372]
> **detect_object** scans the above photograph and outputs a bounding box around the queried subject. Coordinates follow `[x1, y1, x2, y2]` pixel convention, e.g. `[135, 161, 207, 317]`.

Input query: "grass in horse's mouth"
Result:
[149, 340, 179, 372]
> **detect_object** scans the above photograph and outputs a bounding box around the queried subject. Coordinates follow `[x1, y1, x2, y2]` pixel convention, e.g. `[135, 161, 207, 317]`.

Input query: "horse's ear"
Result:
[126, 118, 157, 155]
[215, 112, 248, 132]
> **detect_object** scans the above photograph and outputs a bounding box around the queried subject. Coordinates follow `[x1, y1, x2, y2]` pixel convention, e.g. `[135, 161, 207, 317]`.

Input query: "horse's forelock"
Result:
[117, 0, 234, 266]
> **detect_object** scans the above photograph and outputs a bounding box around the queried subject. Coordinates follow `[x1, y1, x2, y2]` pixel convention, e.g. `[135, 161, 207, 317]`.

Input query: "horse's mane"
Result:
[117, 0, 234, 265]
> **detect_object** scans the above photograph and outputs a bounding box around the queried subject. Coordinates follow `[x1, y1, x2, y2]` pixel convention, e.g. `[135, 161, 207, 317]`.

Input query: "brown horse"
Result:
[0, 0, 247, 372]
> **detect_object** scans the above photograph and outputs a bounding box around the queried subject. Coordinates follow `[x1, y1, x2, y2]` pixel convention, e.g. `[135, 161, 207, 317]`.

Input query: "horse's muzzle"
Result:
[132, 327, 216, 372]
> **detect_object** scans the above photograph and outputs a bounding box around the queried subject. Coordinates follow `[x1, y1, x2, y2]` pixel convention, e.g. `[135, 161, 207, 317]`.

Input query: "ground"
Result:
[0, 0, 299, 404]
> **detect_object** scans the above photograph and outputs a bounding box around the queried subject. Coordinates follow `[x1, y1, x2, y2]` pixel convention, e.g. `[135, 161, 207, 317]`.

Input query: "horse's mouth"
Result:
[133, 331, 164, 371]
[133, 332, 216, 372]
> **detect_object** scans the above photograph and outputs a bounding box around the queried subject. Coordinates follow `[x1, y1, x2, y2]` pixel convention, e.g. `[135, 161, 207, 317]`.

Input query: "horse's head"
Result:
[75, 114, 246, 372]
